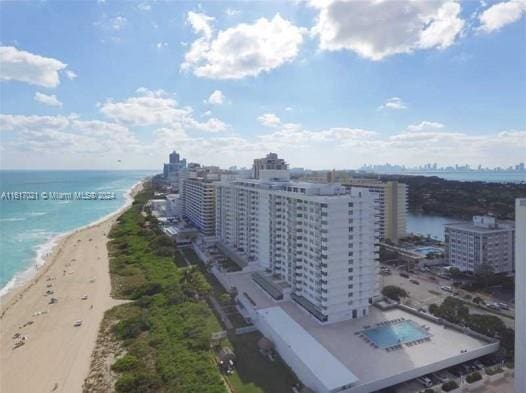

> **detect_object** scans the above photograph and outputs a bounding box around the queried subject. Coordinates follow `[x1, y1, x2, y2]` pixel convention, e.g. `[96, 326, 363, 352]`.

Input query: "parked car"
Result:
[410, 279, 420, 285]
[416, 376, 433, 388]
[440, 286, 453, 293]
[400, 272, 410, 278]
[497, 302, 510, 310]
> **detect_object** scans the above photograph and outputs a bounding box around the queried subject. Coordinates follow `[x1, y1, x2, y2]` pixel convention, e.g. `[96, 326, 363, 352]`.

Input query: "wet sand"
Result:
[0, 183, 142, 393]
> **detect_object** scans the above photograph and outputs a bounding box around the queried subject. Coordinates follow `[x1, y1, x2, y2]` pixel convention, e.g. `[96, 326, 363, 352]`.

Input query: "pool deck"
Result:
[220, 270, 497, 392]
[361, 319, 431, 349]
[282, 305, 492, 388]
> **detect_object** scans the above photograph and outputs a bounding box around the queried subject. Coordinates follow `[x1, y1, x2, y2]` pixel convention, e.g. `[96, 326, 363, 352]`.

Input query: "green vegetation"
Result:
[429, 297, 515, 358]
[101, 182, 298, 393]
[420, 389, 435, 393]
[106, 184, 225, 393]
[465, 371, 482, 384]
[441, 380, 459, 392]
[376, 174, 526, 220]
[382, 285, 408, 302]
[111, 354, 139, 372]
[226, 332, 298, 393]
[485, 366, 504, 376]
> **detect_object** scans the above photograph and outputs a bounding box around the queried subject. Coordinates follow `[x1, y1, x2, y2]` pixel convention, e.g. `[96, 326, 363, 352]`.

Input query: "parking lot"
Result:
[380, 264, 515, 329]
[392, 355, 513, 393]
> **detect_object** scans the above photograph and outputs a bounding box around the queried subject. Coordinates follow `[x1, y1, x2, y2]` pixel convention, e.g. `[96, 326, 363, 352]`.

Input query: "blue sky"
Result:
[0, 0, 525, 170]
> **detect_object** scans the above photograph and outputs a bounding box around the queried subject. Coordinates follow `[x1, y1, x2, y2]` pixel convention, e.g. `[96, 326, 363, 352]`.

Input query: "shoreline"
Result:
[0, 180, 144, 312]
[0, 179, 144, 393]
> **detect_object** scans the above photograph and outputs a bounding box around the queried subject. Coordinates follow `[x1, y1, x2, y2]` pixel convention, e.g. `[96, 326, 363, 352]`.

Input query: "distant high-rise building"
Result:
[169, 150, 180, 164]
[515, 199, 526, 393]
[343, 179, 407, 244]
[252, 153, 287, 179]
[215, 166, 379, 323]
[163, 150, 187, 191]
[445, 216, 515, 273]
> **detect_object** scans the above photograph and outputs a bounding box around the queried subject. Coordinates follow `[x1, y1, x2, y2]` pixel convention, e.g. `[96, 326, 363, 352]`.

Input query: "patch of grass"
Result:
[226, 332, 298, 393]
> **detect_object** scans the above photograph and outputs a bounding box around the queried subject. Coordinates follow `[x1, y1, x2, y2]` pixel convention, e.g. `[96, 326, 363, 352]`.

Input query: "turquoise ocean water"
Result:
[0, 170, 156, 295]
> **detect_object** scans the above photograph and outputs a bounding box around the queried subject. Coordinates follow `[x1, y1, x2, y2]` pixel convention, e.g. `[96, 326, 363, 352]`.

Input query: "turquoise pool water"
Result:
[363, 320, 430, 348]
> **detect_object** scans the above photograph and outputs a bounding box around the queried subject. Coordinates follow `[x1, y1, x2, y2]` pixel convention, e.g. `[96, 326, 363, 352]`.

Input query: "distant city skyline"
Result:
[0, 1, 525, 170]
[359, 162, 526, 173]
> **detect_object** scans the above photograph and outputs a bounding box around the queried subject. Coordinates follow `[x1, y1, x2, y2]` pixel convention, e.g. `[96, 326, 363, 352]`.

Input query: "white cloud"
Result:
[1, 110, 523, 170]
[187, 11, 215, 39]
[478, 0, 526, 32]
[0, 114, 140, 154]
[285, 106, 293, 112]
[137, 3, 152, 11]
[379, 97, 407, 110]
[258, 113, 282, 127]
[99, 87, 227, 132]
[181, 13, 306, 79]
[205, 90, 225, 105]
[110, 16, 127, 31]
[34, 92, 63, 107]
[407, 121, 445, 132]
[225, 8, 241, 17]
[310, 0, 465, 61]
[65, 70, 77, 80]
[156, 41, 168, 49]
[0, 46, 67, 88]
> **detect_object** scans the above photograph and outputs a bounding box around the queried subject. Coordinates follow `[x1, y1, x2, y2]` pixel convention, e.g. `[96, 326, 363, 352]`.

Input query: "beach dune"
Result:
[0, 184, 141, 393]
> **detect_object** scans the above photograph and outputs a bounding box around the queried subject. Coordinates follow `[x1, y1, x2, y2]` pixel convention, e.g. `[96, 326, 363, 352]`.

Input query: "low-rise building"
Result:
[445, 216, 515, 273]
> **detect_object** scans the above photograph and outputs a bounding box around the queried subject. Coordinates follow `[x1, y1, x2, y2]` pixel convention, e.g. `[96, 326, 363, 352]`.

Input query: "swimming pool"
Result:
[363, 320, 430, 348]
[414, 246, 443, 255]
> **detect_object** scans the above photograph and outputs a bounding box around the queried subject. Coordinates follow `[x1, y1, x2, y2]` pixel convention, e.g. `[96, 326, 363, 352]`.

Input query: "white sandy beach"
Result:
[0, 183, 142, 393]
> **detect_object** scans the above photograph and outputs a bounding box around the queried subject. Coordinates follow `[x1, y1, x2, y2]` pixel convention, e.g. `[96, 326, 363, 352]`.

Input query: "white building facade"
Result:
[215, 169, 380, 323]
[181, 170, 219, 236]
[515, 199, 526, 393]
[445, 216, 515, 273]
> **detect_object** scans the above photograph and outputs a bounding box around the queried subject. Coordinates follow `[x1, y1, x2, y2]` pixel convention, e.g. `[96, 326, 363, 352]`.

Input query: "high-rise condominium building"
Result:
[515, 199, 526, 393]
[181, 167, 219, 236]
[343, 179, 407, 244]
[252, 152, 288, 179]
[215, 168, 379, 323]
[445, 216, 515, 273]
[163, 150, 187, 190]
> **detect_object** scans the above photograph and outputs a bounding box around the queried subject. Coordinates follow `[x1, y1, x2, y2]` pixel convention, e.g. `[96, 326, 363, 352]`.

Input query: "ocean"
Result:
[0, 170, 156, 295]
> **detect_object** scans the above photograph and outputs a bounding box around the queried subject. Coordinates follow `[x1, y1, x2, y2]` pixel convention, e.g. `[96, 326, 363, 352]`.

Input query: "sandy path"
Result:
[0, 184, 141, 393]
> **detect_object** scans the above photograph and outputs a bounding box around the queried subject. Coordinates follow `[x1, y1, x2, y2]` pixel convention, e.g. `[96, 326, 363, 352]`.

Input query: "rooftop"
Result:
[257, 307, 359, 390]
[220, 270, 496, 392]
